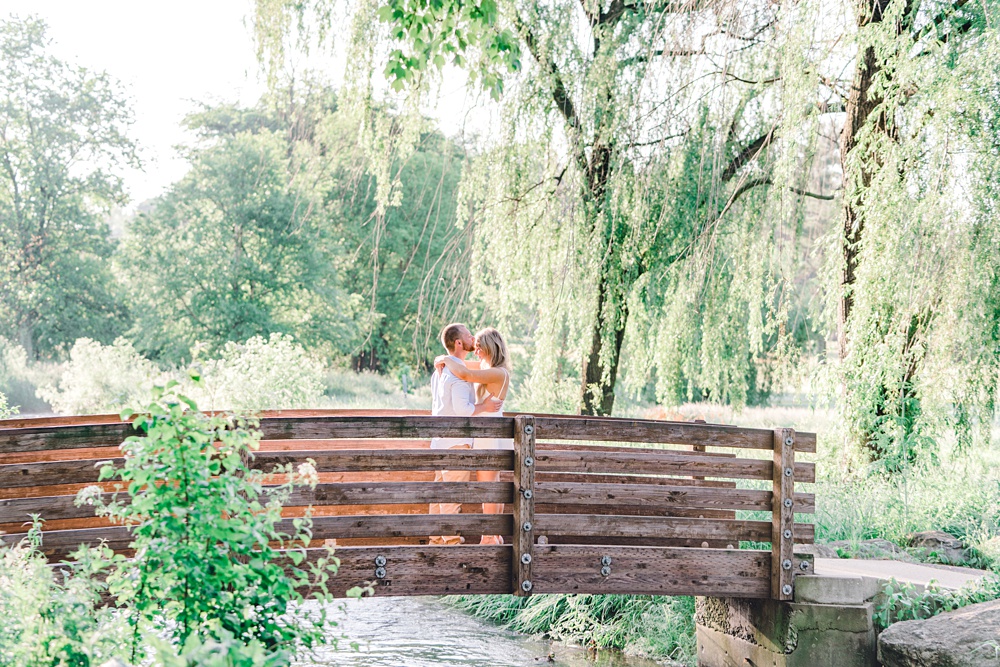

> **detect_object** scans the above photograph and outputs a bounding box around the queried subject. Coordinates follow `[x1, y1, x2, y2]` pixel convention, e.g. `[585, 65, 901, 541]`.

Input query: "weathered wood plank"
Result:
[530, 545, 771, 597]
[532, 514, 816, 543]
[0, 482, 515, 523]
[772, 428, 796, 600]
[252, 449, 515, 473]
[532, 417, 817, 453]
[534, 482, 815, 513]
[257, 416, 514, 441]
[512, 415, 536, 596]
[535, 450, 816, 483]
[301, 545, 512, 597]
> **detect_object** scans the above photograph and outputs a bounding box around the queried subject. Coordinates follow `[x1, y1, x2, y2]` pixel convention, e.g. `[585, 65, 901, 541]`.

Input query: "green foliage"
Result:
[87, 382, 344, 664]
[451, 594, 696, 665]
[117, 91, 363, 364]
[36, 337, 163, 416]
[0, 389, 15, 419]
[0, 523, 132, 666]
[376, 0, 520, 99]
[191, 333, 327, 411]
[0, 16, 137, 359]
[874, 576, 1000, 631]
[837, 0, 1000, 465]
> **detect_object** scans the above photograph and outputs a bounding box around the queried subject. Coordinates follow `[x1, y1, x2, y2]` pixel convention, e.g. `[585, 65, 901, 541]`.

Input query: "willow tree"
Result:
[257, 0, 843, 414]
[836, 0, 1000, 466]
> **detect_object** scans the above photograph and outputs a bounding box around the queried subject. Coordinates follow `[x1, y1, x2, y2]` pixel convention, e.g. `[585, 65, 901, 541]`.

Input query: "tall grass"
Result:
[448, 594, 697, 665]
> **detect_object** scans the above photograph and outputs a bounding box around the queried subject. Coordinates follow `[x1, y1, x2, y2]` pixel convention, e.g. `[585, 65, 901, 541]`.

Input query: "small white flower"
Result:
[75, 485, 104, 507]
[296, 461, 319, 485]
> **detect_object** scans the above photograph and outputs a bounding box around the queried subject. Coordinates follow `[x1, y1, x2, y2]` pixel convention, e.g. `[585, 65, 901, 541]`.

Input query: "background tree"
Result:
[0, 16, 138, 358]
[117, 87, 364, 363]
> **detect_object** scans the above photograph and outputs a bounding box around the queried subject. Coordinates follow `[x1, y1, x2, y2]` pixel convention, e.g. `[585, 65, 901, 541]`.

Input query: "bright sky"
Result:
[6, 0, 274, 206]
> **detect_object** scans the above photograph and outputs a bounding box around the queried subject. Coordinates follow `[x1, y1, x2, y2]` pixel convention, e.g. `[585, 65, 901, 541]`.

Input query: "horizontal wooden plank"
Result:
[0, 459, 123, 488]
[535, 503, 736, 520]
[257, 416, 514, 441]
[0, 482, 514, 523]
[533, 417, 817, 453]
[532, 514, 815, 543]
[283, 482, 513, 507]
[530, 544, 772, 596]
[535, 450, 816, 483]
[303, 544, 512, 597]
[534, 482, 815, 513]
[252, 449, 515, 473]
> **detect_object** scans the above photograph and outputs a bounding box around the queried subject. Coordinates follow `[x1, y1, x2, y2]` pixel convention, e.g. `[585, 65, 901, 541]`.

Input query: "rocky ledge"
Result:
[878, 599, 1000, 667]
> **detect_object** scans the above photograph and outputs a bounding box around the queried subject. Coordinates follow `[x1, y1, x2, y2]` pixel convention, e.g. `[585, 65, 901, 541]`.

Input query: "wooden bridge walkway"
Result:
[0, 410, 816, 600]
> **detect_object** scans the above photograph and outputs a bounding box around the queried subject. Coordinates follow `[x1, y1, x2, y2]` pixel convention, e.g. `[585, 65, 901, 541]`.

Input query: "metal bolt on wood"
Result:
[601, 555, 612, 566]
[522, 521, 532, 532]
[375, 567, 387, 579]
[374, 555, 387, 567]
[784, 467, 793, 477]
[524, 456, 534, 466]
[521, 553, 532, 564]
[782, 559, 792, 570]
[783, 498, 793, 508]
[783, 529, 792, 539]
[800, 561, 810, 570]
[523, 425, 534, 435]
[601, 566, 612, 577]
[782, 584, 793, 596]
[522, 489, 533, 499]
[521, 580, 533, 592]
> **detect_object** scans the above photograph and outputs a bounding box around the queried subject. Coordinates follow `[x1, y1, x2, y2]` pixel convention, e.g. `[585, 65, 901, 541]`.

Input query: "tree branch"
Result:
[722, 125, 778, 182]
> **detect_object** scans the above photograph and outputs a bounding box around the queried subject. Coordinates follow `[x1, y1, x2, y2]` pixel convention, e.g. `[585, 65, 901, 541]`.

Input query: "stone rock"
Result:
[827, 538, 917, 562]
[794, 543, 840, 559]
[878, 599, 1000, 667]
[907, 530, 970, 565]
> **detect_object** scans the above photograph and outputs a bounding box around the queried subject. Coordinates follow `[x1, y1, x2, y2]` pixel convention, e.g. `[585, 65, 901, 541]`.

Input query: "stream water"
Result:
[304, 597, 669, 667]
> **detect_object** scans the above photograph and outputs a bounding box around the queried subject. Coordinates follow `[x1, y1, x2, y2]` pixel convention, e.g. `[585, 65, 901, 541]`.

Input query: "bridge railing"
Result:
[0, 410, 816, 600]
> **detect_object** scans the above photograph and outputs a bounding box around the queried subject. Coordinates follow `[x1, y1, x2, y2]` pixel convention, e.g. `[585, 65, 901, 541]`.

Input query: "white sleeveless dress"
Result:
[473, 369, 513, 450]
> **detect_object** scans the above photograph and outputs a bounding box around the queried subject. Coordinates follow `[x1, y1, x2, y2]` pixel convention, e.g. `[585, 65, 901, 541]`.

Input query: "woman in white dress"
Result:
[435, 327, 512, 545]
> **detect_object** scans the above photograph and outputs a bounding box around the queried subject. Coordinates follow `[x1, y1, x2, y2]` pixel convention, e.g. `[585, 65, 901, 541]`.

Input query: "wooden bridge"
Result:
[0, 410, 816, 600]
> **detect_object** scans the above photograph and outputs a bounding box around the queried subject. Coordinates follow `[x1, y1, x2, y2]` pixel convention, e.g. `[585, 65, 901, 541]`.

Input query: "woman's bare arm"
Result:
[440, 357, 506, 384]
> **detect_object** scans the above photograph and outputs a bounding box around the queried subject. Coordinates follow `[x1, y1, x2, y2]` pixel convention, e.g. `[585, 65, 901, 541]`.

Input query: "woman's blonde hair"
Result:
[475, 328, 511, 403]
[475, 327, 511, 371]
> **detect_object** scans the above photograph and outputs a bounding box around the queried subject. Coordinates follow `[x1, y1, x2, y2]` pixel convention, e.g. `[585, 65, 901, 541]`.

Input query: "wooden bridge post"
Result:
[772, 427, 796, 600]
[512, 415, 536, 596]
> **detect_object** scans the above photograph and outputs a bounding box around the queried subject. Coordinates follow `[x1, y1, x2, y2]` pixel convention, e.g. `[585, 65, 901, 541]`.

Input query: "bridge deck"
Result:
[0, 409, 816, 599]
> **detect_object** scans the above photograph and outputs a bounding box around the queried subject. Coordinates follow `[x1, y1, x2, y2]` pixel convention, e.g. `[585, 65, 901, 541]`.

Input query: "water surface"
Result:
[305, 597, 668, 667]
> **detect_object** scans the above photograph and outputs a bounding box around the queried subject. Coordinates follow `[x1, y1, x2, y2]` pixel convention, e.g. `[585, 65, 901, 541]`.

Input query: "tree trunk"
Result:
[839, 0, 888, 359]
[580, 285, 627, 416]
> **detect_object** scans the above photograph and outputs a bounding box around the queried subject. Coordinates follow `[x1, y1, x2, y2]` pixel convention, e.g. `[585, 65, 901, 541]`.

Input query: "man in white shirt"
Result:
[428, 323, 498, 545]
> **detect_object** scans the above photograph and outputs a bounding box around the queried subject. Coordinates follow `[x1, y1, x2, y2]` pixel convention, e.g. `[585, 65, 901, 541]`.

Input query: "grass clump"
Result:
[449, 594, 696, 665]
[874, 575, 1000, 630]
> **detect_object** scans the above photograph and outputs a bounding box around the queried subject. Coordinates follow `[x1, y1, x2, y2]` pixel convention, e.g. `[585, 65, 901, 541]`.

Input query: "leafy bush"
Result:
[0, 523, 131, 666]
[0, 390, 15, 419]
[37, 337, 163, 415]
[190, 334, 326, 411]
[874, 575, 1000, 630]
[83, 381, 346, 664]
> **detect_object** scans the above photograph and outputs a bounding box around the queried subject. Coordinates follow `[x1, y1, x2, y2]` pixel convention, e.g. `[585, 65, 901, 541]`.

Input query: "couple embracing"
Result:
[429, 322, 512, 546]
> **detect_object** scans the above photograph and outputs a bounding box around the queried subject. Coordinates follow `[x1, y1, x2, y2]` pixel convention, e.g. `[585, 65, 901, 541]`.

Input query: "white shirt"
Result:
[430, 356, 476, 449]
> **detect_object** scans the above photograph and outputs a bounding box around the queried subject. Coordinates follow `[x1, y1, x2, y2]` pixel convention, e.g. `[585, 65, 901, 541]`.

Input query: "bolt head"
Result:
[800, 561, 810, 570]
[524, 456, 534, 466]
[601, 555, 612, 566]
[783, 529, 792, 539]
[521, 553, 532, 565]
[784, 436, 794, 446]
[522, 522, 533, 532]
[600, 566, 612, 577]
[522, 489, 533, 499]
[523, 425, 534, 435]
[784, 467, 793, 477]
[782, 559, 792, 570]
[521, 580, 533, 592]
[782, 584, 793, 596]
[783, 498, 793, 508]
[374, 555, 387, 567]
[374, 567, 387, 579]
